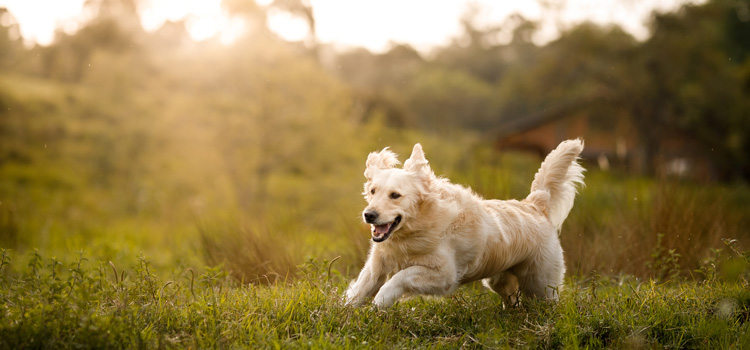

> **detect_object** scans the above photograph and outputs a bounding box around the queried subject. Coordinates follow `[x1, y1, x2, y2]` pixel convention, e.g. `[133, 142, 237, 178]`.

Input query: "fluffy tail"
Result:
[527, 139, 585, 231]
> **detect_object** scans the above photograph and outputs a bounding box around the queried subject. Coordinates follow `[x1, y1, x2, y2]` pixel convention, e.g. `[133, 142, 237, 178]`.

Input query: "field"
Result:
[1, 249, 749, 349]
[2, 1, 750, 346]
[2, 131, 750, 348]
[2, 71, 750, 346]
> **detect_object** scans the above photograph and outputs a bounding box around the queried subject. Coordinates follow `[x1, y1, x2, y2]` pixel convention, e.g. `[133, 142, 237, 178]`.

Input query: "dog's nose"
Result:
[363, 210, 379, 223]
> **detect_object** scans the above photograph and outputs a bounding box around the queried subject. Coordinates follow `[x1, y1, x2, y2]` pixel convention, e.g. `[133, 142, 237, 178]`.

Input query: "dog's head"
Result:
[362, 144, 433, 242]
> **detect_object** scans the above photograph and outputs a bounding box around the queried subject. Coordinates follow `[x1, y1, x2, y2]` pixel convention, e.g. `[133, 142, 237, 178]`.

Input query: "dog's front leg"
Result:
[373, 264, 458, 308]
[345, 251, 388, 307]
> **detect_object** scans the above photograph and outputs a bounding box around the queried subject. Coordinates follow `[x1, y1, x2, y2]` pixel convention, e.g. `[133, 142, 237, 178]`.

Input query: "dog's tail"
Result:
[526, 139, 585, 231]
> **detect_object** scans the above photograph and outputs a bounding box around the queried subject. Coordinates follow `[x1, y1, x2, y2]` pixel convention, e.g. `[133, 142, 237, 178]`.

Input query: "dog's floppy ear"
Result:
[364, 147, 400, 180]
[403, 143, 431, 178]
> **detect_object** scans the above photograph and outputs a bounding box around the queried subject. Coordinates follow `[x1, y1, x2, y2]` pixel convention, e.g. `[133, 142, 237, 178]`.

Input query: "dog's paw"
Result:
[344, 285, 364, 307]
[372, 288, 400, 309]
[372, 296, 397, 309]
[343, 296, 362, 307]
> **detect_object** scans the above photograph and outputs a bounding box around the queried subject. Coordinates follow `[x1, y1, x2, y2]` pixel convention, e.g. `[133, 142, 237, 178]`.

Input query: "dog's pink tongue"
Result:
[374, 223, 391, 235]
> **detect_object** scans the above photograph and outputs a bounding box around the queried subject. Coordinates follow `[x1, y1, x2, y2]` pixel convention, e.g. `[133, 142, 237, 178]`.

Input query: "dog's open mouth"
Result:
[371, 215, 401, 243]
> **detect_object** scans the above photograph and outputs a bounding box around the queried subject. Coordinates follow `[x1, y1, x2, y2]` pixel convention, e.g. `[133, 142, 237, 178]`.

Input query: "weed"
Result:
[647, 232, 682, 281]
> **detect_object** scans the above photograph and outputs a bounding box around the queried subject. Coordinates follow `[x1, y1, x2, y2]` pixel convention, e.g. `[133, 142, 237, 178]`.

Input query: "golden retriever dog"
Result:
[345, 139, 585, 308]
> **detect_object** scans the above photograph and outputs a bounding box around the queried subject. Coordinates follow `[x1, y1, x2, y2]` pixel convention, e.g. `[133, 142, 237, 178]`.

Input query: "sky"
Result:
[0, 0, 702, 52]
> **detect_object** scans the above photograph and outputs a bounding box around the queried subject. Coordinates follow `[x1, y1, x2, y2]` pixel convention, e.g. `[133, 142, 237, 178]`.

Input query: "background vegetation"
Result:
[1, 0, 749, 347]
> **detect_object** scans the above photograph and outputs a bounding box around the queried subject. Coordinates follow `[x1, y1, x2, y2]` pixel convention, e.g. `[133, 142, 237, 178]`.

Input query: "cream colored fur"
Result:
[345, 139, 585, 308]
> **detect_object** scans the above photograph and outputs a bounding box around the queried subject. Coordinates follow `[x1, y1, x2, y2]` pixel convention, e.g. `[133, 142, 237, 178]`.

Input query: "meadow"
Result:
[2, 0, 750, 346]
[0, 247, 749, 349]
[3, 71, 750, 348]
[2, 114, 750, 348]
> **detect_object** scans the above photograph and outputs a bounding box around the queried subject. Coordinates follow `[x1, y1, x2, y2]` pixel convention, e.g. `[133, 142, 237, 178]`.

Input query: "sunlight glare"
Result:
[140, 0, 244, 45]
[0, 0, 86, 45]
[0, 0, 706, 49]
[140, 0, 190, 31]
[186, 16, 220, 41]
[266, 8, 310, 42]
[219, 16, 248, 45]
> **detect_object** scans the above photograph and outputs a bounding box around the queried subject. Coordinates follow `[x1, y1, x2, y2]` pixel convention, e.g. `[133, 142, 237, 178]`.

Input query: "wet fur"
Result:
[345, 140, 585, 308]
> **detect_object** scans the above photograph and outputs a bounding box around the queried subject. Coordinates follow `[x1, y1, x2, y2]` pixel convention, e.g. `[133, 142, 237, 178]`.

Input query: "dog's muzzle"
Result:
[369, 215, 401, 243]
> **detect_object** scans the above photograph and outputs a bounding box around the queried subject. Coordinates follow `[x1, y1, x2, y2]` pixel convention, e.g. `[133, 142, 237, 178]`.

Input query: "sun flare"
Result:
[140, 0, 246, 44]
[0, 0, 703, 50]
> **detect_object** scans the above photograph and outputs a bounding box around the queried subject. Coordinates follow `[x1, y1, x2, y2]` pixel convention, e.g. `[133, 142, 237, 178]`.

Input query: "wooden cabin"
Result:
[493, 110, 716, 180]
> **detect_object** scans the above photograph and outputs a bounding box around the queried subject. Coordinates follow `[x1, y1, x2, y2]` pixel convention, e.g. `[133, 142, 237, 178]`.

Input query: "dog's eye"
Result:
[370, 189, 375, 195]
[390, 192, 401, 199]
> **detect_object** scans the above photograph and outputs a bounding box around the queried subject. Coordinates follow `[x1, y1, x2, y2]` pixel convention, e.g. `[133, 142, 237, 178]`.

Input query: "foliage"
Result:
[406, 66, 497, 131]
[631, 0, 750, 179]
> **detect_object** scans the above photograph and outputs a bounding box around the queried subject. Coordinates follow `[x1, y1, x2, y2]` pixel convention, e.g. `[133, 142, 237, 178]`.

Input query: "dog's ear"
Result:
[364, 147, 400, 180]
[403, 143, 431, 178]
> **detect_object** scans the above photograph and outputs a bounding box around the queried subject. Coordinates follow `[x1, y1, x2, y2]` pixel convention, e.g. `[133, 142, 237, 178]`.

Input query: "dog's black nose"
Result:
[363, 210, 378, 223]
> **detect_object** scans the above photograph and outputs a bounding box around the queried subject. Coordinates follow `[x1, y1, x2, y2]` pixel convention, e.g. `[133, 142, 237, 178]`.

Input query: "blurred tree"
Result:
[84, 0, 140, 30]
[0, 8, 24, 69]
[336, 44, 423, 127]
[336, 8, 543, 131]
[337, 44, 423, 91]
[222, 0, 269, 33]
[724, 0, 750, 63]
[496, 23, 636, 126]
[148, 20, 191, 49]
[435, 10, 537, 84]
[39, 0, 141, 82]
[632, 0, 750, 179]
[483, 0, 750, 180]
[406, 67, 496, 131]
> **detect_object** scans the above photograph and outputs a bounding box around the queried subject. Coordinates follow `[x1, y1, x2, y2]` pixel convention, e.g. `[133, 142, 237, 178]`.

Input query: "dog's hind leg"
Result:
[482, 271, 520, 307]
[516, 252, 565, 301]
[517, 272, 562, 301]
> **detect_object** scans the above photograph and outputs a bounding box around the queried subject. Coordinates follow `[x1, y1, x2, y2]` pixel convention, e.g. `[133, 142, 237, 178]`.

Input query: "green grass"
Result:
[1, 250, 749, 349]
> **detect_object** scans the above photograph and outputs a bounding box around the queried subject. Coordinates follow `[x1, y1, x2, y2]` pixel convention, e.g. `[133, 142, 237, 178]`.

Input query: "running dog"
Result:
[345, 140, 585, 308]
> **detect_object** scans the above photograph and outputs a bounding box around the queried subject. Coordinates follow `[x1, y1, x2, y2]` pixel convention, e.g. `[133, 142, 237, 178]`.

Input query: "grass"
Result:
[1, 249, 749, 349]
